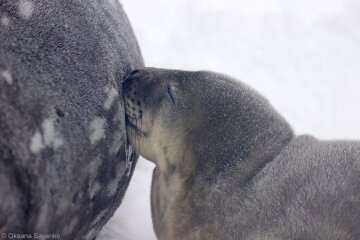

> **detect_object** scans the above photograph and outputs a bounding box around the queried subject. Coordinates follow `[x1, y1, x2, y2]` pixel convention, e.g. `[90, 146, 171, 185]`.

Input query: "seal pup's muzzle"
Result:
[123, 70, 146, 136]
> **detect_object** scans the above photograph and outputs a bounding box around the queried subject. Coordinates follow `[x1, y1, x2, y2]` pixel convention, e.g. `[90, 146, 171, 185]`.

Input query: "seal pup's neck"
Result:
[188, 116, 293, 190]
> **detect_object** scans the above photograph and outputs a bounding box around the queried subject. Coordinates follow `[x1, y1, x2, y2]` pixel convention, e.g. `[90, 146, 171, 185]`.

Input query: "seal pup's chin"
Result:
[125, 115, 146, 137]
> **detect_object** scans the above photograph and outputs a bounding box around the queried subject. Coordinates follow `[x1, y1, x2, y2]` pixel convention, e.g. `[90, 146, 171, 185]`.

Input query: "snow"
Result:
[99, 0, 360, 239]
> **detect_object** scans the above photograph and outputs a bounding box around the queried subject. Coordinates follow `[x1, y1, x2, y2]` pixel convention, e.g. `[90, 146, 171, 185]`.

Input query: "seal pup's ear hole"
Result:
[165, 85, 176, 104]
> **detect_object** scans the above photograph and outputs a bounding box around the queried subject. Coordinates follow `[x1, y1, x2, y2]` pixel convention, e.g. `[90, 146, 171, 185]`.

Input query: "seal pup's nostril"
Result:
[129, 69, 139, 75]
[122, 69, 144, 84]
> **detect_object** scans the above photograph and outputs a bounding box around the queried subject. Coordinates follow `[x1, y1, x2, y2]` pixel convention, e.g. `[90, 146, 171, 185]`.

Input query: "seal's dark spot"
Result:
[50, 188, 56, 196]
[72, 192, 79, 203]
[132, 107, 135, 111]
[137, 101, 141, 106]
[56, 108, 65, 117]
[163, 146, 168, 154]
[131, 98, 134, 103]
[127, 95, 130, 99]
[164, 174, 170, 185]
[168, 163, 176, 175]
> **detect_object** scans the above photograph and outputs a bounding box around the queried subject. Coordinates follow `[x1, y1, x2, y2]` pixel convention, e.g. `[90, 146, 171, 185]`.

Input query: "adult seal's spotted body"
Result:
[123, 68, 360, 240]
[0, 0, 142, 237]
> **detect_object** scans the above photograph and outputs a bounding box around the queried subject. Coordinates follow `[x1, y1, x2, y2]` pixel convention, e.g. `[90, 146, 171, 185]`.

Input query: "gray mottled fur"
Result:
[0, 1, 142, 239]
[124, 68, 360, 240]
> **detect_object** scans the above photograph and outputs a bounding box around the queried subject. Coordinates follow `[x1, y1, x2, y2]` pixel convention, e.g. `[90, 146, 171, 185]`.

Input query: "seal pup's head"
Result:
[123, 68, 198, 164]
[123, 68, 293, 178]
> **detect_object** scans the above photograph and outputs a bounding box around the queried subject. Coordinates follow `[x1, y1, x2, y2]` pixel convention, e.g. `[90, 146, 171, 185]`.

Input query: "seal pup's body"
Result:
[123, 68, 360, 240]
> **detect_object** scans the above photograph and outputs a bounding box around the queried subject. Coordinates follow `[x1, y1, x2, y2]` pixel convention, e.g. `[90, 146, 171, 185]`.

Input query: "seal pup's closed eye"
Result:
[123, 67, 360, 240]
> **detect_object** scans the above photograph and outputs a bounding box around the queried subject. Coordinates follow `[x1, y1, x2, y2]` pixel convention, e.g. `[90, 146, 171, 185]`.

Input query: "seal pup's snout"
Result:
[123, 70, 146, 132]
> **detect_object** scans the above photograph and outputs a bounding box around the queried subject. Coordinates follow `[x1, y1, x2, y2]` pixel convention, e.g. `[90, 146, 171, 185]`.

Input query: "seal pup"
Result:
[123, 68, 360, 240]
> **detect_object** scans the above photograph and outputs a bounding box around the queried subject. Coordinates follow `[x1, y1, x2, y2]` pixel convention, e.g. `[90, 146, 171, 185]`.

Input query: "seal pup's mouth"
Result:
[125, 114, 147, 137]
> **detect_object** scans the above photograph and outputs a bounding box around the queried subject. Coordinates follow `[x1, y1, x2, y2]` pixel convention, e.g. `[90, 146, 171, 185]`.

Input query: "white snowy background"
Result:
[99, 0, 360, 239]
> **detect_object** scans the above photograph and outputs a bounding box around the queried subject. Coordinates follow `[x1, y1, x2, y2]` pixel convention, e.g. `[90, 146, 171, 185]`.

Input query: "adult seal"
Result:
[0, 0, 142, 238]
[123, 68, 360, 240]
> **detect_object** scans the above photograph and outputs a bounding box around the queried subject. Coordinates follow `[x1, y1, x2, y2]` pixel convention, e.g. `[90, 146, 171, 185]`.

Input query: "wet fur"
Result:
[123, 68, 360, 240]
